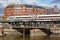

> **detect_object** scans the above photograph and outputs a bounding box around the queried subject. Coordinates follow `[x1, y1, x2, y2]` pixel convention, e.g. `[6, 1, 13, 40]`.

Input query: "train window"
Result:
[16, 17, 31, 18]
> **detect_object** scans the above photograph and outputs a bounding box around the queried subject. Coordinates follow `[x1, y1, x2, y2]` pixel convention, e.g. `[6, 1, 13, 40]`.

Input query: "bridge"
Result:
[0, 20, 59, 36]
[0, 17, 60, 36]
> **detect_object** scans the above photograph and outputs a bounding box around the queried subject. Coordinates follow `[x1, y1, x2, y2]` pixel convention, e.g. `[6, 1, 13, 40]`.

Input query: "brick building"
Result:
[4, 4, 47, 20]
[4, 4, 60, 29]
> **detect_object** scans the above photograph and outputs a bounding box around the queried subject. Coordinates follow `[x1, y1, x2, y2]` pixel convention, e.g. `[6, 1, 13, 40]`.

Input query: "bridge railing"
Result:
[8, 22, 51, 28]
[2, 23, 12, 29]
[0, 21, 53, 29]
[55, 24, 60, 27]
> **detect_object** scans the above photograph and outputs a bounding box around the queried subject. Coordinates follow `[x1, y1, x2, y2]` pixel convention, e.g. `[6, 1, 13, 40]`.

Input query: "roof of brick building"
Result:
[5, 4, 45, 9]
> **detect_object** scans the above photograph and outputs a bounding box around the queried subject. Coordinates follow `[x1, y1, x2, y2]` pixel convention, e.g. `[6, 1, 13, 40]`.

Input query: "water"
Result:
[0, 34, 60, 40]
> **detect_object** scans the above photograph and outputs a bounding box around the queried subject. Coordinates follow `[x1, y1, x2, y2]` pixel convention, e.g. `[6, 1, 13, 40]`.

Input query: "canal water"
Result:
[0, 34, 60, 40]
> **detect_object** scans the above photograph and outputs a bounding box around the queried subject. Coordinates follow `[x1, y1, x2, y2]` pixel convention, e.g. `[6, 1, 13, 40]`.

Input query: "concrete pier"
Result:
[0, 31, 3, 36]
[4, 29, 22, 35]
[30, 29, 47, 36]
[50, 27, 60, 33]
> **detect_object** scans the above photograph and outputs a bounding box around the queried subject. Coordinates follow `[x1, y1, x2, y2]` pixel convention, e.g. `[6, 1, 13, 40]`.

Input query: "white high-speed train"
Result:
[7, 14, 60, 21]
[7, 15, 33, 21]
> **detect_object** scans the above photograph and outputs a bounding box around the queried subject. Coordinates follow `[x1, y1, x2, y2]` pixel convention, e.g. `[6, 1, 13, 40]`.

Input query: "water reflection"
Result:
[0, 35, 60, 40]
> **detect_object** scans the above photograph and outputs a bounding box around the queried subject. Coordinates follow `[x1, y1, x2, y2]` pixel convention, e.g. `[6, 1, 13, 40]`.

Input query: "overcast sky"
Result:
[0, 0, 60, 16]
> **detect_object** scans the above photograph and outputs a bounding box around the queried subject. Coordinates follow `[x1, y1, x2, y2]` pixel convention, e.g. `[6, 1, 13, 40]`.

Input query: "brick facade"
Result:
[4, 4, 47, 20]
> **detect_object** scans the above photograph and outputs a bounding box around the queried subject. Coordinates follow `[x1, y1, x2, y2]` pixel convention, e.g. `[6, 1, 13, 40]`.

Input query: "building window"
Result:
[37, 10, 41, 14]
[26, 8, 33, 13]
[8, 12, 13, 14]
[5, 9, 13, 13]
[15, 9, 21, 14]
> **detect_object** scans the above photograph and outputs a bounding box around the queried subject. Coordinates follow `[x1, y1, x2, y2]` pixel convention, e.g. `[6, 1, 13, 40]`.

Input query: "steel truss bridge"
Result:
[0, 18, 60, 36]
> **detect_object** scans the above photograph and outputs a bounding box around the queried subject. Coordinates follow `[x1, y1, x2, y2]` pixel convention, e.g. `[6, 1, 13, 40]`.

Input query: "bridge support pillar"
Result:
[23, 28, 25, 37]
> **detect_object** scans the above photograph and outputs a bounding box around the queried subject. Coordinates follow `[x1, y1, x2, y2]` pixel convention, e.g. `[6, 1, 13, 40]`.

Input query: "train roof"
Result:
[37, 14, 60, 17]
[8, 14, 60, 17]
[8, 15, 32, 17]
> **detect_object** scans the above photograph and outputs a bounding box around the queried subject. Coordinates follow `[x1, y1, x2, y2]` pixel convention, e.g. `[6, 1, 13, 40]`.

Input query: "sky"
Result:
[0, 0, 60, 16]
